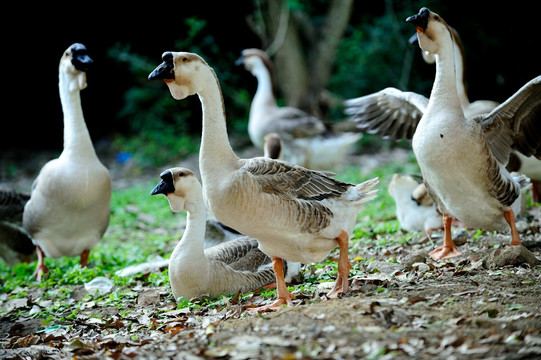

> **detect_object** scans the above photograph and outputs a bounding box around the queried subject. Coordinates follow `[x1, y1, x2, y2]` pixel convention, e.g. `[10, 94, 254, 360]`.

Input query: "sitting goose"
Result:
[401, 8, 540, 259]
[388, 174, 443, 234]
[23, 43, 112, 280]
[236, 48, 361, 170]
[149, 51, 378, 311]
[151, 167, 301, 300]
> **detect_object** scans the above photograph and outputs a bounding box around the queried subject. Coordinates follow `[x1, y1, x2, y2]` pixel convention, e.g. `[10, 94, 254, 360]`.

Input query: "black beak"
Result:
[234, 53, 244, 66]
[408, 33, 419, 45]
[70, 43, 93, 72]
[151, 170, 175, 196]
[406, 7, 430, 31]
[148, 52, 175, 80]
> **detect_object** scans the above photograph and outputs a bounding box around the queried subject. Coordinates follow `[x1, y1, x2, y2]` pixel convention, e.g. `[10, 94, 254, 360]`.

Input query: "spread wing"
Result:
[344, 87, 429, 140]
[477, 75, 541, 165]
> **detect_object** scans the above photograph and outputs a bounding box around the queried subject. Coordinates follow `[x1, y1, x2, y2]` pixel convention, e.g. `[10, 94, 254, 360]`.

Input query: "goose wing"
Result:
[206, 237, 270, 272]
[242, 157, 351, 201]
[0, 185, 30, 222]
[344, 87, 429, 140]
[272, 106, 326, 138]
[476, 75, 541, 166]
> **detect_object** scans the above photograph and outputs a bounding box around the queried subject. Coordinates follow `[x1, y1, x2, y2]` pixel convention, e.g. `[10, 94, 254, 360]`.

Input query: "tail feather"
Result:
[346, 177, 379, 203]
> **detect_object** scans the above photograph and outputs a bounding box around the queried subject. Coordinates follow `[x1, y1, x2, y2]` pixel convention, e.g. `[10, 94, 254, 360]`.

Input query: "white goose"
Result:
[148, 51, 378, 311]
[236, 48, 361, 170]
[344, 25, 500, 137]
[151, 167, 301, 300]
[23, 43, 112, 280]
[388, 174, 443, 234]
[402, 8, 540, 259]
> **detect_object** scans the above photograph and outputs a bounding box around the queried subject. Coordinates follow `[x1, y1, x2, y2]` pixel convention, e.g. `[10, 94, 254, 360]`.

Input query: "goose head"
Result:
[151, 167, 201, 213]
[148, 52, 211, 100]
[235, 48, 275, 81]
[388, 174, 419, 196]
[263, 132, 282, 159]
[407, 8, 453, 56]
[59, 43, 93, 91]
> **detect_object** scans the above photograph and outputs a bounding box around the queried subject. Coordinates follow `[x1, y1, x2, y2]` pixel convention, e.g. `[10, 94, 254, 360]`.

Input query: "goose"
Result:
[236, 48, 362, 170]
[344, 25, 500, 138]
[148, 51, 379, 311]
[23, 43, 112, 280]
[399, 7, 540, 260]
[0, 185, 34, 265]
[388, 174, 443, 234]
[151, 167, 301, 300]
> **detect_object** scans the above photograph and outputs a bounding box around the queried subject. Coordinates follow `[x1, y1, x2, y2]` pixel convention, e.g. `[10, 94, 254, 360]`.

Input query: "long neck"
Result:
[428, 39, 463, 114]
[198, 69, 240, 183]
[58, 72, 96, 159]
[251, 64, 277, 111]
[171, 200, 207, 262]
[453, 41, 470, 108]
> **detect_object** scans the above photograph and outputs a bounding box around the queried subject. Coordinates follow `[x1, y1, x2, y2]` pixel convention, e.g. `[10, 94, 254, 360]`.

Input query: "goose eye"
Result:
[434, 16, 439, 21]
[182, 57, 188, 62]
[178, 172, 185, 177]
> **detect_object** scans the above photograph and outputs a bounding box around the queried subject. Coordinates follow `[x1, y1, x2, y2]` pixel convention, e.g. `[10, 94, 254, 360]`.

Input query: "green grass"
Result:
[0, 150, 422, 312]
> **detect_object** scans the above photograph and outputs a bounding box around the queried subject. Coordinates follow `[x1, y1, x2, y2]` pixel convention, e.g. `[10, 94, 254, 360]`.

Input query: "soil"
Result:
[1, 148, 540, 360]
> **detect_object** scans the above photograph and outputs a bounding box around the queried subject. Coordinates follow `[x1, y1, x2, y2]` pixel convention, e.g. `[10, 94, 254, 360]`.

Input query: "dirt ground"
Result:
[1, 149, 540, 360]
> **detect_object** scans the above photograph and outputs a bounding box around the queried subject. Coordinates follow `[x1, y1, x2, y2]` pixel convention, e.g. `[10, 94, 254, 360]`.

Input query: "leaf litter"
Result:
[1, 150, 541, 359]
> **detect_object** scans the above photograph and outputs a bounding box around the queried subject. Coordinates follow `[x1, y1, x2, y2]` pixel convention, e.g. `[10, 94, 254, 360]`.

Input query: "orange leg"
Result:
[33, 246, 49, 281]
[503, 209, 521, 246]
[429, 214, 461, 260]
[256, 258, 295, 312]
[327, 230, 352, 299]
[80, 249, 90, 267]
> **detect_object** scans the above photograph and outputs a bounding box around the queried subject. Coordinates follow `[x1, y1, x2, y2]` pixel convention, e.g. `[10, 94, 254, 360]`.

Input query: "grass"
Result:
[0, 150, 422, 315]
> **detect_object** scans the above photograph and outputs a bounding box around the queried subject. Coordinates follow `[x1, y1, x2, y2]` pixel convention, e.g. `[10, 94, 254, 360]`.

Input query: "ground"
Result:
[1, 148, 540, 360]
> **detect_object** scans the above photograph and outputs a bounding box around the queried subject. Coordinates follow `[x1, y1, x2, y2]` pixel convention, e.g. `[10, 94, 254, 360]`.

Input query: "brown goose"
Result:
[23, 44, 112, 280]
[402, 8, 540, 259]
[149, 51, 378, 311]
[151, 167, 301, 300]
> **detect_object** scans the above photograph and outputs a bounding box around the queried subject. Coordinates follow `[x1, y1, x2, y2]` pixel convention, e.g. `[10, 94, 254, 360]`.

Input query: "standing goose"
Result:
[151, 167, 301, 300]
[149, 52, 378, 311]
[402, 8, 540, 259]
[236, 48, 362, 170]
[344, 25, 500, 137]
[23, 43, 111, 280]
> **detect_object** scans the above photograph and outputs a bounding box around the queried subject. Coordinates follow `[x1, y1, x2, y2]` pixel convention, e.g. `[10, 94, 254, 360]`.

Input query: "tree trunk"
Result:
[253, 0, 353, 120]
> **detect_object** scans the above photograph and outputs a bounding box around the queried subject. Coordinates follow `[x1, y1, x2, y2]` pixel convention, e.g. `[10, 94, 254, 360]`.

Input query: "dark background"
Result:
[1, 1, 539, 153]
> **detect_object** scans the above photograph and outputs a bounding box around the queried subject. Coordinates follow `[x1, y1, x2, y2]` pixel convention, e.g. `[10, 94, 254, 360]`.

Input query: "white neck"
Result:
[428, 37, 463, 114]
[453, 41, 470, 108]
[169, 197, 210, 297]
[250, 62, 277, 111]
[197, 68, 240, 186]
[58, 71, 96, 159]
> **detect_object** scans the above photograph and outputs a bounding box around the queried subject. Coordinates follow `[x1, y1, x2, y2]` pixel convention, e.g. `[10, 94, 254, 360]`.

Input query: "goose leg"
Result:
[80, 249, 90, 267]
[257, 257, 295, 312]
[327, 230, 352, 298]
[503, 209, 521, 246]
[429, 214, 461, 260]
[33, 246, 48, 281]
